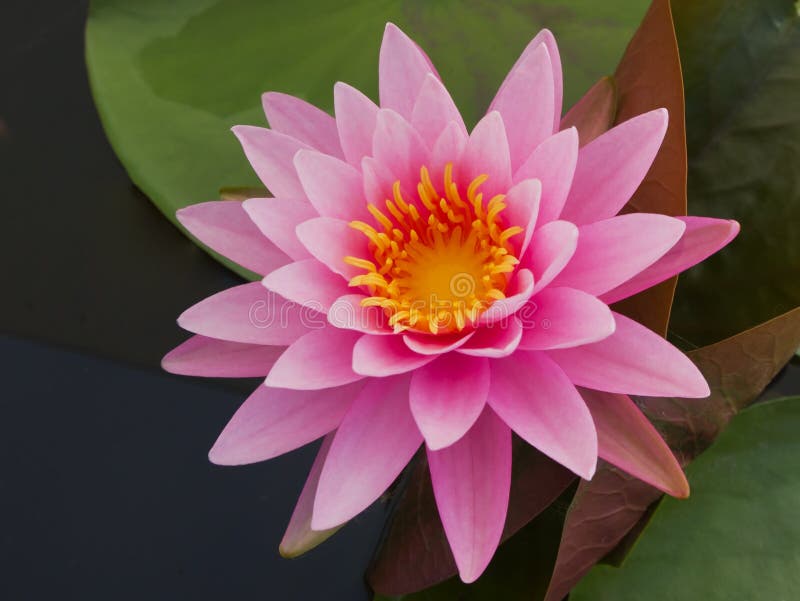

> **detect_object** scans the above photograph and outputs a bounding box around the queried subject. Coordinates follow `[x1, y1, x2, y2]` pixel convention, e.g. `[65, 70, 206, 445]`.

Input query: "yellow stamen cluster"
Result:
[344, 163, 523, 335]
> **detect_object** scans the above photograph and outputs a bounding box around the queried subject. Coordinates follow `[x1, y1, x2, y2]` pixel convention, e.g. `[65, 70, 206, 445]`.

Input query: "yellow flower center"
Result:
[344, 163, 523, 335]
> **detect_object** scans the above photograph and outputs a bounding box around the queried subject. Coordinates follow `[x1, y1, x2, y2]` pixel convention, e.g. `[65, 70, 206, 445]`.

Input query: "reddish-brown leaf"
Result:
[560, 76, 618, 147]
[543, 306, 800, 601]
[611, 0, 687, 337]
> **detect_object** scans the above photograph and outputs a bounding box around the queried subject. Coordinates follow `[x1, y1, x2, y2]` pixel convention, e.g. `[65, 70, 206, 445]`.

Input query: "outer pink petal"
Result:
[411, 74, 468, 146]
[262, 259, 350, 311]
[334, 82, 379, 166]
[177, 282, 315, 346]
[279, 433, 340, 558]
[497, 29, 563, 133]
[489, 43, 555, 171]
[548, 312, 710, 398]
[559, 108, 669, 224]
[312, 375, 421, 529]
[402, 331, 474, 355]
[379, 23, 439, 119]
[460, 111, 512, 200]
[513, 127, 579, 224]
[519, 287, 615, 350]
[265, 328, 364, 390]
[427, 406, 511, 583]
[243, 197, 318, 261]
[489, 351, 598, 479]
[295, 217, 367, 280]
[502, 179, 541, 256]
[176, 201, 290, 276]
[208, 381, 364, 465]
[262, 92, 343, 158]
[352, 334, 437, 377]
[294, 149, 369, 221]
[521, 220, 579, 292]
[232, 125, 310, 198]
[373, 109, 430, 194]
[580, 388, 689, 498]
[551, 214, 686, 296]
[327, 294, 391, 335]
[601, 216, 741, 304]
[410, 354, 490, 450]
[457, 317, 523, 358]
[162, 335, 283, 378]
[479, 269, 535, 325]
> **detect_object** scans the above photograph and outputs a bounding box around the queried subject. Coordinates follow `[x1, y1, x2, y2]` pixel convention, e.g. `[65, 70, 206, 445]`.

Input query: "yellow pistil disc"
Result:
[344, 163, 523, 335]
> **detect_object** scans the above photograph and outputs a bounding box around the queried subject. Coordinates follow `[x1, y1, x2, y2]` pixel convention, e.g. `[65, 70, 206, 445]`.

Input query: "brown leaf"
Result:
[561, 76, 618, 146]
[218, 185, 269, 201]
[611, 0, 687, 337]
[543, 305, 800, 601]
[367, 438, 574, 595]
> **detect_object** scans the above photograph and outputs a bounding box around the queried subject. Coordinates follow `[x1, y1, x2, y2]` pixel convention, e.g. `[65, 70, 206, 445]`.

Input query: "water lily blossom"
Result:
[163, 23, 739, 583]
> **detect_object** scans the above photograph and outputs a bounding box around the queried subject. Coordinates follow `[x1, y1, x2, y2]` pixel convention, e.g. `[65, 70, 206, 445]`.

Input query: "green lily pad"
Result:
[570, 396, 800, 600]
[668, 0, 800, 347]
[86, 0, 648, 272]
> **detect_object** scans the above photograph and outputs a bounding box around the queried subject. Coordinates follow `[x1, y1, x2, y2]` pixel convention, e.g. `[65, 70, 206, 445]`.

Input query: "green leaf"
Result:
[570, 397, 800, 600]
[668, 0, 800, 347]
[86, 0, 649, 271]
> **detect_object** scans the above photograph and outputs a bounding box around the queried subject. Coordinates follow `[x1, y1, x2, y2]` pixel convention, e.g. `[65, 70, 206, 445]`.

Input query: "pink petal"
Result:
[243, 197, 318, 261]
[489, 42, 555, 171]
[334, 82, 380, 167]
[428, 121, 468, 190]
[262, 259, 350, 311]
[312, 375, 421, 528]
[489, 351, 598, 479]
[208, 381, 364, 465]
[352, 334, 437, 377]
[551, 213, 686, 296]
[559, 108, 669, 224]
[427, 406, 511, 583]
[410, 354, 490, 450]
[402, 331, 475, 356]
[521, 220, 578, 293]
[232, 125, 310, 198]
[265, 328, 363, 390]
[294, 149, 369, 221]
[411, 74, 467, 146]
[178, 282, 316, 346]
[518, 287, 615, 350]
[513, 127, 579, 225]
[379, 23, 439, 119]
[327, 294, 391, 335]
[457, 317, 523, 358]
[548, 311, 710, 398]
[601, 216, 741, 304]
[262, 92, 343, 158]
[460, 111, 512, 200]
[361, 156, 402, 207]
[176, 201, 290, 275]
[479, 269, 535, 325]
[373, 109, 430, 194]
[580, 388, 689, 498]
[295, 217, 368, 280]
[162, 335, 283, 378]
[279, 433, 341, 557]
[502, 179, 541, 256]
[499, 29, 563, 133]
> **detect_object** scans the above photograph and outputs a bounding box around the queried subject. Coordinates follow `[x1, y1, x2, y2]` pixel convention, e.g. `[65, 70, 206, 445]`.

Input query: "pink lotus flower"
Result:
[164, 24, 739, 582]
